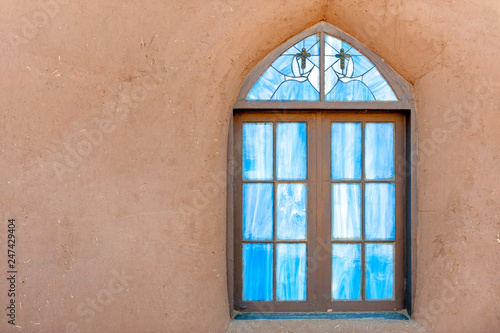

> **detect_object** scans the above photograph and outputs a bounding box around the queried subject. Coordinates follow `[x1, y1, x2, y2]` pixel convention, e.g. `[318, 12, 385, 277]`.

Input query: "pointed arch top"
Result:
[235, 22, 413, 110]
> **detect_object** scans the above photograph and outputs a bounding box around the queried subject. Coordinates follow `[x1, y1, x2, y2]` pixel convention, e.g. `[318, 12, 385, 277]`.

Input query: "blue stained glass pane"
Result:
[341, 41, 353, 52]
[365, 243, 394, 300]
[365, 183, 395, 241]
[365, 123, 394, 180]
[351, 56, 375, 77]
[301, 36, 320, 55]
[324, 36, 342, 76]
[324, 34, 397, 101]
[243, 243, 273, 301]
[276, 122, 307, 180]
[331, 122, 362, 180]
[326, 81, 375, 101]
[277, 183, 307, 240]
[247, 66, 284, 100]
[325, 55, 339, 73]
[246, 35, 320, 101]
[243, 183, 273, 240]
[331, 244, 361, 300]
[325, 67, 339, 96]
[243, 123, 273, 180]
[276, 243, 307, 301]
[272, 79, 319, 101]
[332, 183, 361, 239]
[272, 56, 295, 76]
[363, 68, 398, 101]
[325, 35, 342, 53]
[345, 46, 362, 56]
[308, 55, 320, 68]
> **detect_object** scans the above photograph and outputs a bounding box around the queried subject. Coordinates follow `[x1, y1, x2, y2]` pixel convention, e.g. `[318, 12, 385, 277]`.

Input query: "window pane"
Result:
[243, 243, 273, 301]
[243, 183, 273, 240]
[331, 183, 361, 239]
[331, 244, 361, 300]
[365, 123, 394, 180]
[276, 122, 307, 180]
[277, 183, 307, 240]
[326, 79, 375, 101]
[243, 123, 273, 180]
[362, 69, 398, 101]
[324, 34, 397, 101]
[331, 122, 362, 180]
[276, 243, 307, 301]
[365, 243, 394, 300]
[246, 34, 320, 101]
[365, 183, 395, 241]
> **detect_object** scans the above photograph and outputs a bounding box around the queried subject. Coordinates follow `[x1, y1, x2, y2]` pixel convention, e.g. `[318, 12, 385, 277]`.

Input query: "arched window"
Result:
[245, 33, 396, 102]
[229, 22, 416, 316]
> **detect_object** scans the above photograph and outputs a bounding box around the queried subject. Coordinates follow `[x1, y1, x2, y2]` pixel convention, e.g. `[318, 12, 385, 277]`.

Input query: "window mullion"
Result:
[315, 112, 331, 311]
[361, 121, 366, 301]
[320, 32, 325, 102]
[272, 122, 277, 302]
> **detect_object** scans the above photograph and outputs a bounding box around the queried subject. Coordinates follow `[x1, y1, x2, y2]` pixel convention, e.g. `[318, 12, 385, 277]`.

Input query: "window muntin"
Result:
[246, 35, 320, 101]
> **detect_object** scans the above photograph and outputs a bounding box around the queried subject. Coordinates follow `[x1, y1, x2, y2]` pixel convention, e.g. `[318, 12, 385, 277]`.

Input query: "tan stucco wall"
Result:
[1, 1, 499, 332]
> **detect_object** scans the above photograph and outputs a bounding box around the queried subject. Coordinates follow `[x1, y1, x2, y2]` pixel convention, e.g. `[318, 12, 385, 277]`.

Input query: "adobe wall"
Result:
[0, 1, 498, 332]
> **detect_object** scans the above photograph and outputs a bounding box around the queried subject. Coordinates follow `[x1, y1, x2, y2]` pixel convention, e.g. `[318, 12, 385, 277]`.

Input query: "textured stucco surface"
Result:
[227, 318, 427, 333]
[0, 0, 499, 332]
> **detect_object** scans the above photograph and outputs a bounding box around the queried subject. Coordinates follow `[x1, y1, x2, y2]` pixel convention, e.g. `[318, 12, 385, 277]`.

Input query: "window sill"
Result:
[227, 312, 428, 333]
[233, 311, 410, 321]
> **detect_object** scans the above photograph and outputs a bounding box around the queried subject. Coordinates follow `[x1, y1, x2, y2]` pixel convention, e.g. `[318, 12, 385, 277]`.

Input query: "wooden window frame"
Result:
[227, 22, 417, 317]
[232, 111, 406, 313]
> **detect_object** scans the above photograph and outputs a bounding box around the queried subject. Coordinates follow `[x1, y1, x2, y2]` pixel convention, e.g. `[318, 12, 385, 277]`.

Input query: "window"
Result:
[245, 34, 396, 101]
[229, 23, 416, 315]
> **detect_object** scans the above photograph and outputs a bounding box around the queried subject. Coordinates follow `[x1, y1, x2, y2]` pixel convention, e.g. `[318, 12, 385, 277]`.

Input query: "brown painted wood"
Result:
[233, 115, 244, 311]
[227, 116, 235, 318]
[319, 31, 325, 102]
[233, 100, 412, 110]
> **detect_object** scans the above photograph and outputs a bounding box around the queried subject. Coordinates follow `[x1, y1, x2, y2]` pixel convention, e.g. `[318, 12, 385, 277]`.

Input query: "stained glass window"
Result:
[247, 35, 320, 101]
[246, 34, 397, 102]
[324, 35, 397, 101]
